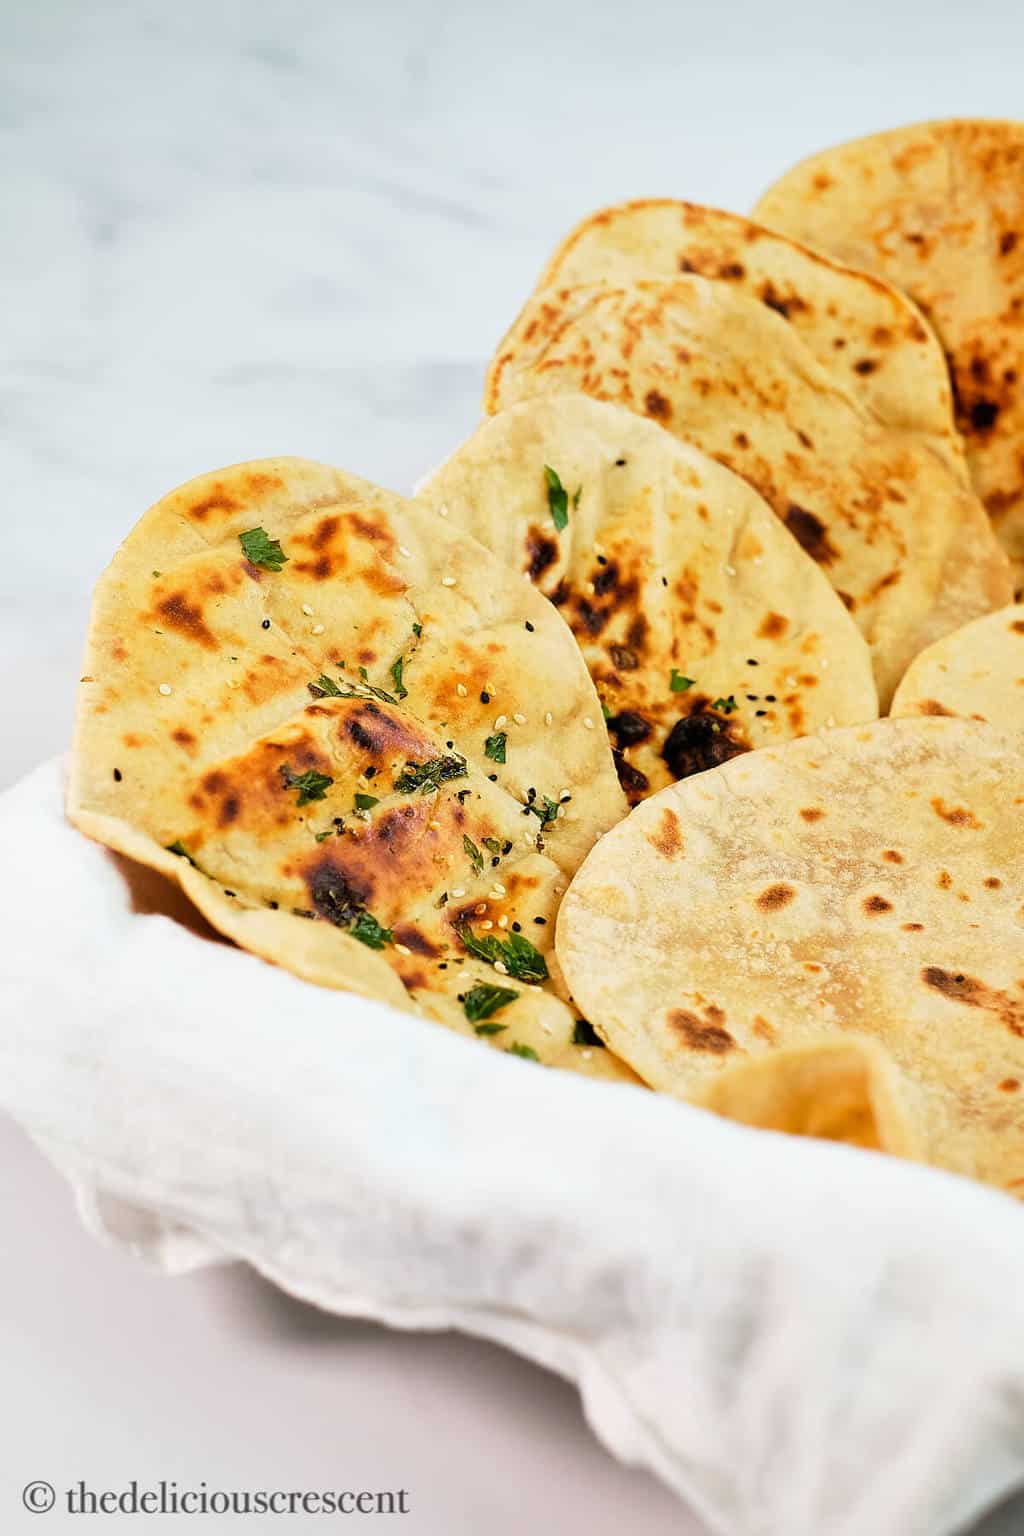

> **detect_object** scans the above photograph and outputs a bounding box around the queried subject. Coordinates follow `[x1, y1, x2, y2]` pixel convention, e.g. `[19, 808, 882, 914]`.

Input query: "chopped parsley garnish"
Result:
[354, 792, 379, 812]
[712, 695, 738, 714]
[600, 701, 612, 720]
[394, 753, 468, 794]
[165, 839, 199, 868]
[544, 465, 569, 532]
[239, 526, 288, 571]
[389, 655, 408, 700]
[349, 911, 393, 949]
[526, 795, 560, 827]
[307, 670, 399, 706]
[484, 731, 507, 764]
[462, 983, 519, 1023]
[572, 484, 583, 509]
[473, 1022, 508, 1036]
[463, 834, 484, 875]
[483, 836, 503, 855]
[412, 622, 423, 638]
[572, 1019, 606, 1048]
[458, 926, 548, 983]
[279, 764, 334, 805]
[507, 1043, 540, 1062]
[308, 672, 345, 698]
[670, 670, 695, 692]
[314, 829, 333, 842]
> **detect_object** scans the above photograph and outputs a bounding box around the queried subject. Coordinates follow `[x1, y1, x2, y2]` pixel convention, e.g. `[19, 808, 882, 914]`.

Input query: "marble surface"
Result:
[5, 0, 1024, 1530]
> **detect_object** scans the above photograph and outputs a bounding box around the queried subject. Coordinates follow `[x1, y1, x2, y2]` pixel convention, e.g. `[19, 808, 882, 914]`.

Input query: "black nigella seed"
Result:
[112, 768, 122, 782]
[512, 922, 522, 932]
[480, 691, 490, 703]
[488, 773, 497, 781]
[524, 621, 535, 632]
[262, 618, 271, 630]
[533, 916, 546, 925]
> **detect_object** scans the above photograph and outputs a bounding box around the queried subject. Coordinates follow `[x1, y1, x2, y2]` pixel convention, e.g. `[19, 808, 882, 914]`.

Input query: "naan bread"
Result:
[890, 603, 1024, 727]
[485, 277, 1011, 705]
[687, 1039, 923, 1160]
[557, 717, 1024, 1190]
[421, 395, 877, 801]
[535, 198, 964, 472]
[753, 120, 1024, 585]
[68, 457, 639, 1084]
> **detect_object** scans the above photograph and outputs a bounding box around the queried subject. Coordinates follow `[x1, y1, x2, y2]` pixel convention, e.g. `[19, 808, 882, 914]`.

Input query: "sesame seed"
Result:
[399, 545, 412, 558]
[480, 920, 493, 931]
[394, 943, 412, 956]
[312, 623, 325, 635]
[428, 820, 440, 831]
[554, 886, 564, 895]
[494, 960, 509, 975]
[826, 716, 836, 728]
[495, 714, 508, 729]
[583, 717, 594, 730]
[491, 883, 507, 896]
[474, 902, 487, 915]
[581, 1049, 593, 1061]
[821, 658, 830, 670]
[585, 581, 595, 596]
[513, 712, 526, 725]
[438, 503, 450, 517]
[456, 682, 467, 697]
[545, 711, 553, 726]
[302, 603, 313, 616]
[442, 575, 457, 587]
[451, 888, 466, 899]
[541, 1021, 553, 1035]
[725, 564, 737, 576]
[158, 683, 172, 696]
[498, 916, 509, 929]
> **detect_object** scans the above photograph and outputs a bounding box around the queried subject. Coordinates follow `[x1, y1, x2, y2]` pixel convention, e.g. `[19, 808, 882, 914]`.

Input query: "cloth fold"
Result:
[3, 758, 1024, 1536]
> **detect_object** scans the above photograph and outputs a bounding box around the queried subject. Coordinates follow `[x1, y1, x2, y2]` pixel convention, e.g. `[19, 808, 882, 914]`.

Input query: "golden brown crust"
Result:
[557, 717, 1024, 1191]
[485, 279, 1011, 706]
[754, 119, 1024, 585]
[68, 456, 640, 1083]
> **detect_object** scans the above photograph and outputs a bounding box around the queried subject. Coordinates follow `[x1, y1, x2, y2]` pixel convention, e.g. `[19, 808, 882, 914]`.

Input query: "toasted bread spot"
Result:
[931, 797, 982, 829]
[863, 893, 893, 915]
[758, 611, 789, 640]
[668, 1007, 736, 1053]
[799, 806, 824, 822]
[647, 807, 684, 858]
[756, 882, 795, 911]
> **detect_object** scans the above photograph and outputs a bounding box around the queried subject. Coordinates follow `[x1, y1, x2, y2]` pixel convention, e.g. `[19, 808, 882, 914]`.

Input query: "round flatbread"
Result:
[68, 457, 638, 1084]
[753, 120, 1024, 586]
[535, 197, 965, 473]
[557, 717, 1024, 1190]
[421, 395, 877, 802]
[485, 277, 1011, 706]
[890, 603, 1024, 727]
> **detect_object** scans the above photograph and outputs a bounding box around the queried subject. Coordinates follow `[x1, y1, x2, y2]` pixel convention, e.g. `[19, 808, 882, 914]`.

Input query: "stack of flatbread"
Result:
[69, 119, 1024, 1195]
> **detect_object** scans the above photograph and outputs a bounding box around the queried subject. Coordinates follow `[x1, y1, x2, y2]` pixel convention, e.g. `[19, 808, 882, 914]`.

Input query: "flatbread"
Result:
[535, 197, 965, 473]
[485, 277, 1011, 705]
[687, 1039, 923, 1160]
[421, 395, 877, 801]
[890, 603, 1024, 726]
[68, 456, 639, 1084]
[753, 120, 1024, 585]
[557, 717, 1024, 1190]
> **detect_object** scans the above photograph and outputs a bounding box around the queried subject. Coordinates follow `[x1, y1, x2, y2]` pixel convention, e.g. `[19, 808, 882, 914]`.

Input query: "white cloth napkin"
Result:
[3, 758, 1024, 1536]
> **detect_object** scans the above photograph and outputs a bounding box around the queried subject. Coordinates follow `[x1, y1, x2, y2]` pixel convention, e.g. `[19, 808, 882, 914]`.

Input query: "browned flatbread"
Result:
[485, 277, 1011, 705]
[754, 119, 1024, 586]
[67, 456, 639, 1084]
[557, 717, 1024, 1192]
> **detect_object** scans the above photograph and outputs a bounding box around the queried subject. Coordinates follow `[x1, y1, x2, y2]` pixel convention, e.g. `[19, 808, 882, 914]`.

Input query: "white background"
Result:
[4, 0, 1024, 1529]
